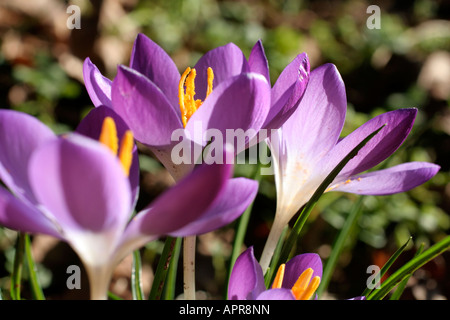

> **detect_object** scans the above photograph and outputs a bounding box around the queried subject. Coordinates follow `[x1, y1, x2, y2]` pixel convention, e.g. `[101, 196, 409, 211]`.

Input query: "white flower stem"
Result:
[259, 214, 288, 275]
[85, 265, 113, 300]
[183, 235, 196, 300]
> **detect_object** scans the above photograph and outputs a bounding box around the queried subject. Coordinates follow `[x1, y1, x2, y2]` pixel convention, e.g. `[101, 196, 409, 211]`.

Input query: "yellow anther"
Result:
[297, 276, 320, 300]
[206, 67, 214, 97]
[99, 117, 119, 155]
[291, 268, 313, 299]
[118, 130, 134, 176]
[271, 265, 320, 300]
[272, 264, 286, 289]
[98, 117, 134, 177]
[178, 67, 214, 127]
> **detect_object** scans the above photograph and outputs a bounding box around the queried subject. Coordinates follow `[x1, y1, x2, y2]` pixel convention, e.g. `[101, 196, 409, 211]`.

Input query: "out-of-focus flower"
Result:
[0, 109, 258, 299]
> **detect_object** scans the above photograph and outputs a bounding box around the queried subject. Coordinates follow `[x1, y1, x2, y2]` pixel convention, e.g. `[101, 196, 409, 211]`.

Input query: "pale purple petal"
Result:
[277, 63, 347, 165]
[256, 288, 296, 300]
[126, 155, 234, 236]
[28, 134, 132, 233]
[75, 106, 140, 207]
[193, 43, 251, 101]
[322, 108, 418, 180]
[0, 186, 61, 238]
[83, 58, 112, 108]
[111, 65, 183, 147]
[185, 72, 271, 153]
[167, 177, 259, 237]
[329, 162, 440, 195]
[263, 52, 310, 131]
[129, 33, 181, 111]
[348, 296, 366, 300]
[0, 110, 56, 204]
[282, 253, 323, 289]
[228, 247, 266, 300]
[248, 40, 270, 84]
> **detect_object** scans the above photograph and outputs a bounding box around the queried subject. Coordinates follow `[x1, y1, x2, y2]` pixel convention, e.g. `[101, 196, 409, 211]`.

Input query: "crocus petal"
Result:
[322, 108, 418, 181]
[0, 186, 61, 238]
[278, 63, 347, 165]
[263, 52, 310, 131]
[348, 296, 367, 300]
[193, 43, 251, 100]
[328, 162, 440, 195]
[0, 110, 56, 204]
[256, 288, 296, 300]
[83, 58, 112, 108]
[282, 253, 323, 289]
[75, 106, 140, 206]
[268, 64, 347, 217]
[167, 177, 259, 237]
[248, 40, 270, 84]
[111, 65, 183, 147]
[28, 134, 132, 233]
[129, 33, 181, 111]
[185, 72, 271, 154]
[125, 151, 234, 236]
[228, 247, 266, 300]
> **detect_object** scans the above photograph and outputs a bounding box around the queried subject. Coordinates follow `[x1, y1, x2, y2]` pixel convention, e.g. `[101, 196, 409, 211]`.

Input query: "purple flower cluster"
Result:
[0, 34, 439, 299]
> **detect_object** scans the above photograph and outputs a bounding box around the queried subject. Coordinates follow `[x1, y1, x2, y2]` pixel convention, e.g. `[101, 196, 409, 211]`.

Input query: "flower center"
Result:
[99, 116, 134, 176]
[272, 264, 321, 300]
[178, 67, 214, 127]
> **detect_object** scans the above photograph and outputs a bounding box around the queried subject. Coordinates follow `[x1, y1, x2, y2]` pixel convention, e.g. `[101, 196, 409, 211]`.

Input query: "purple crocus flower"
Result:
[259, 63, 441, 272]
[0, 109, 258, 299]
[83, 34, 309, 180]
[228, 247, 365, 300]
[228, 247, 321, 300]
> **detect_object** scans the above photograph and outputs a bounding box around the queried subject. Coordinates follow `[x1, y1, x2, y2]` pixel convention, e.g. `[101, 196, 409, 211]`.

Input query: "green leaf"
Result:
[149, 236, 178, 300]
[10, 232, 25, 300]
[317, 196, 365, 298]
[163, 237, 182, 300]
[131, 250, 144, 300]
[389, 243, 425, 300]
[24, 234, 45, 300]
[368, 235, 450, 300]
[362, 236, 412, 298]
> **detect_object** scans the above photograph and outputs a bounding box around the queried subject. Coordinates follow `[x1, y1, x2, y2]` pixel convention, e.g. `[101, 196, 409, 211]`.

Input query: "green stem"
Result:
[317, 196, 364, 298]
[24, 234, 45, 300]
[10, 232, 25, 300]
[164, 237, 182, 300]
[131, 250, 144, 300]
[149, 236, 178, 300]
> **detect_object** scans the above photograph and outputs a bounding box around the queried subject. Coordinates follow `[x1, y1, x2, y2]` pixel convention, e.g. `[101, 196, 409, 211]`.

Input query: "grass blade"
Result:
[163, 236, 182, 300]
[149, 236, 178, 300]
[131, 250, 144, 300]
[10, 232, 25, 300]
[317, 196, 365, 298]
[24, 234, 45, 300]
[389, 243, 425, 300]
[368, 235, 450, 300]
[362, 236, 412, 298]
